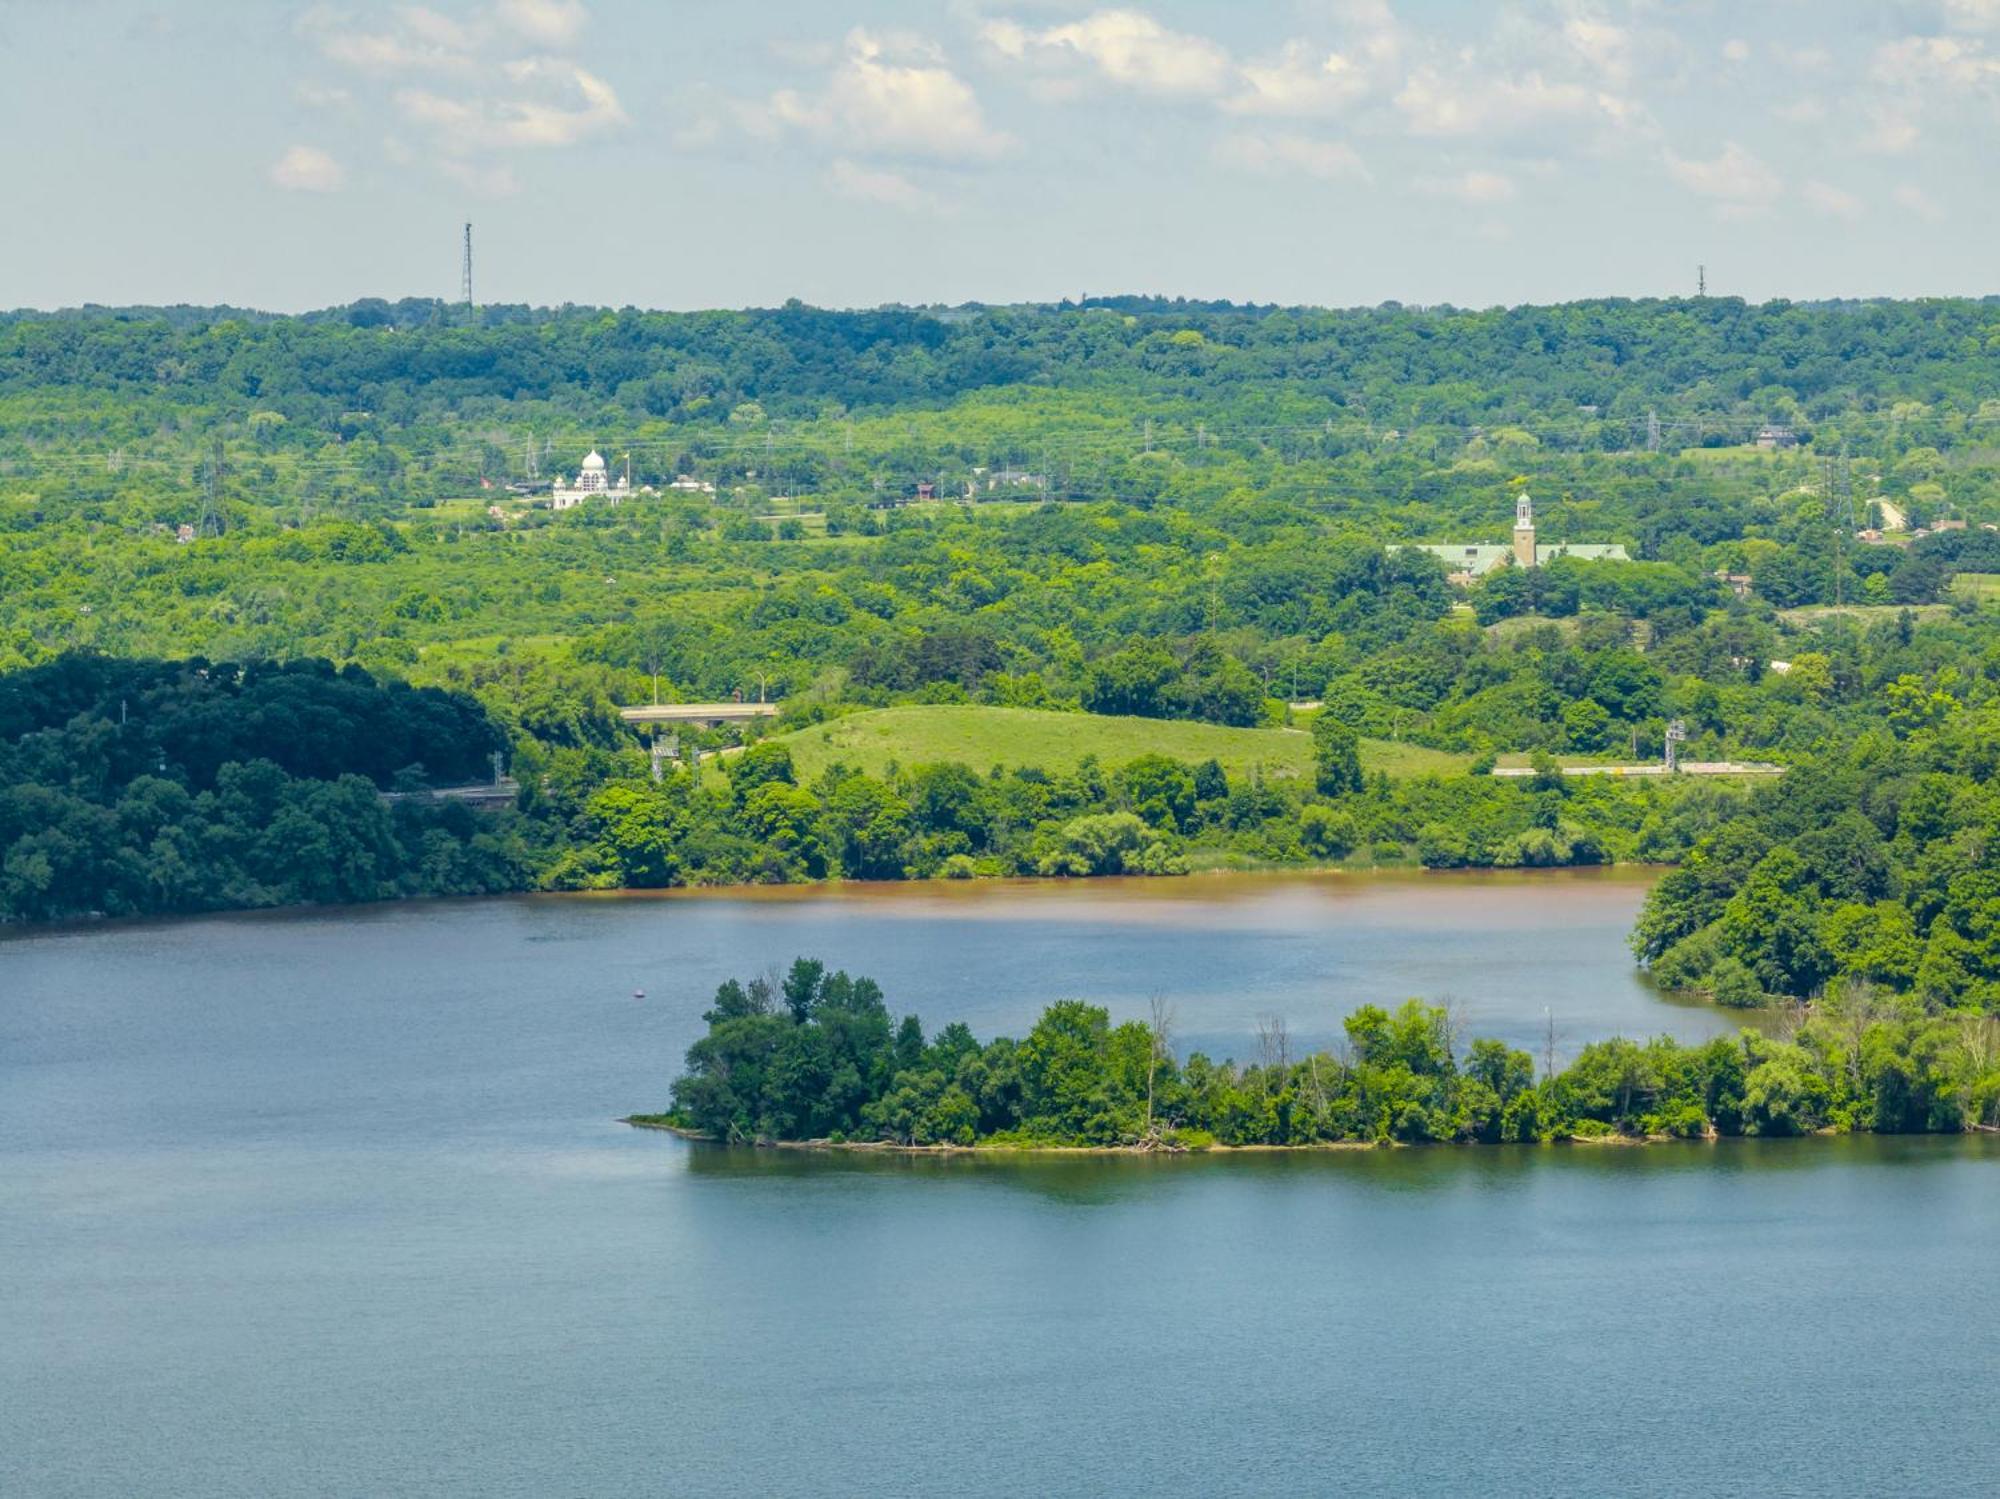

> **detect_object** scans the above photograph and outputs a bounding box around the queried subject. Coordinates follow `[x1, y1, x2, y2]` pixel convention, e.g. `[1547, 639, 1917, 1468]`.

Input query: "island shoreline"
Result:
[620, 1116, 1981, 1153]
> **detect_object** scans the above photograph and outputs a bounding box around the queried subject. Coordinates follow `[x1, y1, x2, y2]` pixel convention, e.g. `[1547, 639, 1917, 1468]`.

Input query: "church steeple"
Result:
[1512, 492, 1537, 568]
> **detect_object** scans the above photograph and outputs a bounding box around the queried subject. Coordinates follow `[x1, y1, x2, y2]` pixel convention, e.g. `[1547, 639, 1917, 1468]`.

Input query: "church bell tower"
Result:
[1512, 492, 1537, 568]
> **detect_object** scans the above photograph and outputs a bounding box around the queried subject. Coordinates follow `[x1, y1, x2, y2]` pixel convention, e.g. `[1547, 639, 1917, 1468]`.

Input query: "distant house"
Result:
[667, 475, 715, 494]
[915, 481, 936, 501]
[982, 467, 1045, 491]
[1714, 570, 1754, 597]
[1397, 494, 1630, 582]
[1755, 424, 1799, 451]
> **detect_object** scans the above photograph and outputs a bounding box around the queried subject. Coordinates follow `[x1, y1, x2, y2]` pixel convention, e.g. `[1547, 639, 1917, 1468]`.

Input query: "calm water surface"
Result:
[4, 871, 1997, 1497]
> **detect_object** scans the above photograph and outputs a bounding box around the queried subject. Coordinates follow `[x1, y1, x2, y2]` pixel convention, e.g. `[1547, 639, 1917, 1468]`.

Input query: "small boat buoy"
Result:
[633, 989, 646, 999]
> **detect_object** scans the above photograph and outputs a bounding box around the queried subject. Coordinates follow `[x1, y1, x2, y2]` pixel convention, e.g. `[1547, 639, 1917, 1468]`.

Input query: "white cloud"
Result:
[302, 0, 589, 68]
[1226, 40, 1371, 117]
[1894, 183, 1946, 221]
[299, 5, 477, 74]
[269, 144, 346, 192]
[294, 82, 352, 108]
[1801, 180, 1861, 219]
[1858, 106, 1920, 155]
[756, 28, 1010, 162]
[396, 61, 625, 152]
[1417, 170, 1517, 205]
[1211, 131, 1366, 181]
[826, 158, 931, 210]
[1562, 16, 1633, 86]
[1872, 35, 2000, 89]
[1663, 142, 1780, 202]
[1722, 38, 1751, 64]
[1771, 97, 1826, 125]
[982, 9, 1232, 97]
[1396, 67, 1633, 138]
[300, 3, 623, 189]
[496, 0, 586, 47]
[1944, 0, 2000, 30]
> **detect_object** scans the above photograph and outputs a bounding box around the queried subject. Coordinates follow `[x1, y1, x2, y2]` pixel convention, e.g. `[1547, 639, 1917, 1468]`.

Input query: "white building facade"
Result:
[551, 450, 631, 510]
[1399, 494, 1630, 584]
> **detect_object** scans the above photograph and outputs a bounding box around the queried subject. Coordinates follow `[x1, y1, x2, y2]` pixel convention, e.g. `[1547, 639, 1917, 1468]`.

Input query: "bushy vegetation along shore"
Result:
[638, 960, 2000, 1150]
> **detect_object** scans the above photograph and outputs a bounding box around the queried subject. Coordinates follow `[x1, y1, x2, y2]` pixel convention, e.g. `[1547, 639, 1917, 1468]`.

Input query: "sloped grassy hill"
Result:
[765, 705, 1468, 782]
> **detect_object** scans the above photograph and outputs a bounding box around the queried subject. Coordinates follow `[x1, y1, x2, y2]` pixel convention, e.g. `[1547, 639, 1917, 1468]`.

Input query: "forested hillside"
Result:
[10, 295, 2000, 434]
[0, 656, 523, 922]
[9, 295, 2000, 993]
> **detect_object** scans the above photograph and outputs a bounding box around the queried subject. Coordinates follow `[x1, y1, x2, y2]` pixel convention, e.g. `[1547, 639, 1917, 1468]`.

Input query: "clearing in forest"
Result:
[765, 705, 1468, 781]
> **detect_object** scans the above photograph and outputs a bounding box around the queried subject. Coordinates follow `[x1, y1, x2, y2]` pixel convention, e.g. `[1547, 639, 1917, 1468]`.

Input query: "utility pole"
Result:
[461, 223, 474, 307]
[1823, 453, 1847, 607]
[1647, 409, 1661, 453]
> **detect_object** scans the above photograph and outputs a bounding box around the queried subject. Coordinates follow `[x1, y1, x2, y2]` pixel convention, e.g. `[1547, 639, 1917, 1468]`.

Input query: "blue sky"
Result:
[4, 0, 1998, 311]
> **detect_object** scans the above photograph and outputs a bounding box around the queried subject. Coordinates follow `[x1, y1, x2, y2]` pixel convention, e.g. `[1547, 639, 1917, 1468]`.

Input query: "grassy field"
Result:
[766, 705, 1469, 781]
[1778, 603, 1953, 626]
[1951, 572, 2000, 606]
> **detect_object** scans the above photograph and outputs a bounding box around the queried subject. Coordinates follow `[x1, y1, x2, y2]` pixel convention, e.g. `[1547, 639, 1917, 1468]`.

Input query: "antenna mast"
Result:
[461, 222, 474, 307]
[1697, 264, 1707, 297]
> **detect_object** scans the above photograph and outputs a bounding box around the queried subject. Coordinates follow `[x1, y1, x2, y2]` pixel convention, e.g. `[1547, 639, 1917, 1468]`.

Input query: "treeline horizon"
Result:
[11, 290, 1998, 322]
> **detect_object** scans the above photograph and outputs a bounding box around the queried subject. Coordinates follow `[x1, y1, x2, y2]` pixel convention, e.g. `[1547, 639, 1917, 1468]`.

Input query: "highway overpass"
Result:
[618, 702, 781, 726]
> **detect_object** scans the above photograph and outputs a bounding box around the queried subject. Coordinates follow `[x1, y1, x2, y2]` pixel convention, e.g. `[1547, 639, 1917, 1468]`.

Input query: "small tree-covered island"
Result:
[633, 959, 2000, 1149]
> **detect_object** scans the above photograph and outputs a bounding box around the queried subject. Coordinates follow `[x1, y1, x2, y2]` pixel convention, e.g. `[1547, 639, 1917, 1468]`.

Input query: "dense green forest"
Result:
[1633, 691, 2000, 1009]
[12, 295, 2000, 1021]
[646, 959, 2000, 1148]
[0, 655, 523, 922]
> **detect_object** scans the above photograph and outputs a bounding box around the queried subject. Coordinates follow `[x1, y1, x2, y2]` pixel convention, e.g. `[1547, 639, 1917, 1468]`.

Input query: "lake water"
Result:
[5, 871, 1998, 1497]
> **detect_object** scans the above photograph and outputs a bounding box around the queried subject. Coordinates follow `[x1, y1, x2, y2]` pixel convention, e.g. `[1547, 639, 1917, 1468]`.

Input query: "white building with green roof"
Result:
[1400, 494, 1628, 583]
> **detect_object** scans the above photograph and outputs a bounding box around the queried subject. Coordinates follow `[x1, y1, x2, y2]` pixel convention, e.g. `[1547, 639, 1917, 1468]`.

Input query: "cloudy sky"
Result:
[5, 0, 1999, 311]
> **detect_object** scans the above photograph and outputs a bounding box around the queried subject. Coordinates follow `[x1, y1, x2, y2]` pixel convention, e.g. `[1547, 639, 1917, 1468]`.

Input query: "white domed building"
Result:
[551, 449, 631, 510]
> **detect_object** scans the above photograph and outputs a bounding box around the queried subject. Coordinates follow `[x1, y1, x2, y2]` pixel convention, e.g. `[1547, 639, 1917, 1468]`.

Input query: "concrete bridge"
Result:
[618, 702, 781, 727]
[380, 778, 521, 807]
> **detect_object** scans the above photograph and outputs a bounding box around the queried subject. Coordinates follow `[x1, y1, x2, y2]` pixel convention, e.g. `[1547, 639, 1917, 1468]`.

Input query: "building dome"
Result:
[581, 450, 606, 471]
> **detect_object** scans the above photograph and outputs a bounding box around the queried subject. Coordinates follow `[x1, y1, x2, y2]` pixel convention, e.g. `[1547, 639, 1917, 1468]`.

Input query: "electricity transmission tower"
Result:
[198, 433, 226, 538]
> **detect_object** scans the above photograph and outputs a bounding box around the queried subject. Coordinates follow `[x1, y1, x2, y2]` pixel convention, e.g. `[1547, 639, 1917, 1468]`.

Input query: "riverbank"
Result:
[626, 1116, 1998, 1153]
[0, 858, 1669, 937]
[627, 1117, 1373, 1153]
